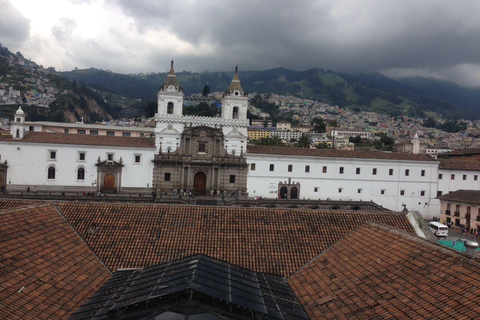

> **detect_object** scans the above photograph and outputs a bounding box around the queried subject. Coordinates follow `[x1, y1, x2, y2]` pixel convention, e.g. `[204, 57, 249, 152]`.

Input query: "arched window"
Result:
[77, 167, 85, 180]
[232, 106, 239, 119]
[47, 166, 56, 180]
[16, 129, 19, 138]
[167, 102, 174, 114]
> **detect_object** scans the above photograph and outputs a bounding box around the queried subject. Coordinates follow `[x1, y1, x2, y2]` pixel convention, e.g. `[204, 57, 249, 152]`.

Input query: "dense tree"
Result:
[294, 134, 311, 148]
[423, 117, 436, 128]
[202, 84, 210, 96]
[183, 102, 218, 117]
[251, 136, 285, 146]
[312, 117, 326, 133]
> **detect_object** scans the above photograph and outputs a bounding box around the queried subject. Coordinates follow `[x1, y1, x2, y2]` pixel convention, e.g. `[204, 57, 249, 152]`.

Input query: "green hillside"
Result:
[59, 66, 480, 120]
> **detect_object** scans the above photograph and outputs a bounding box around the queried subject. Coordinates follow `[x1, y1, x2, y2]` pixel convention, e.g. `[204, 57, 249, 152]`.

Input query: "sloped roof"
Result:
[438, 159, 480, 171]
[443, 148, 480, 156]
[0, 199, 48, 210]
[0, 205, 110, 320]
[288, 222, 480, 320]
[69, 254, 309, 320]
[247, 145, 436, 162]
[56, 202, 414, 277]
[437, 189, 480, 205]
[0, 132, 155, 148]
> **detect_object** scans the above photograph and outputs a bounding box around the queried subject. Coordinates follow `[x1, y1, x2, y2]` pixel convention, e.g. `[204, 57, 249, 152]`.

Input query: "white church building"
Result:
[1, 62, 480, 219]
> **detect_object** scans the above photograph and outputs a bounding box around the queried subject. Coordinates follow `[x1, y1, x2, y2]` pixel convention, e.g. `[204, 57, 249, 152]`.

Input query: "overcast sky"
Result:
[2, 0, 480, 86]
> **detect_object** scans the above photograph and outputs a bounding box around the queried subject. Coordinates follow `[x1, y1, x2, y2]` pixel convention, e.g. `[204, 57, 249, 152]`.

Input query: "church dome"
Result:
[15, 107, 25, 115]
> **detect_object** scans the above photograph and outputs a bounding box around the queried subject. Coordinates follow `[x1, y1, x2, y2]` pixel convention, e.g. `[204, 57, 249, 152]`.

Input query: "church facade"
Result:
[152, 62, 248, 195]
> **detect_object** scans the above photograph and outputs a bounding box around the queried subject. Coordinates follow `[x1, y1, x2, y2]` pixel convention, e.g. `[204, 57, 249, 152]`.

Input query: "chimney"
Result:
[464, 241, 478, 257]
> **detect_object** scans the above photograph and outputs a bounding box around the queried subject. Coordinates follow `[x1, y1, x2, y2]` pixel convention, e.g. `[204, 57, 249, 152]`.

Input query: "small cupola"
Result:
[226, 66, 245, 97]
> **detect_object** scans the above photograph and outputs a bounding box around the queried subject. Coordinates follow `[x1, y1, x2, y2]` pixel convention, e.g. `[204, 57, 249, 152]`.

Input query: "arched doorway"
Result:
[290, 187, 298, 199]
[104, 174, 115, 192]
[0, 173, 3, 190]
[280, 186, 288, 199]
[194, 172, 207, 195]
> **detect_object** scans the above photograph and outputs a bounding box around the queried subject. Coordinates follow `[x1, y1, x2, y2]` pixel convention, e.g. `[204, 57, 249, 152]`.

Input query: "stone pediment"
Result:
[225, 127, 246, 138]
[96, 160, 124, 167]
[157, 125, 182, 134]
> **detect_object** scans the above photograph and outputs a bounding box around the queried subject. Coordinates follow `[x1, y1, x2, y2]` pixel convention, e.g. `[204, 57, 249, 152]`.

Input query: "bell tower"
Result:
[221, 66, 248, 121]
[157, 60, 184, 117]
[11, 107, 26, 140]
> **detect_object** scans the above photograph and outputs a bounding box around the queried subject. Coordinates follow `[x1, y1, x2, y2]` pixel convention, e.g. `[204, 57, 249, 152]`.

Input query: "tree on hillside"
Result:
[313, 117, 326, 133]
[294, 134, 311, 148]
[252, 136, 285, 146]
[202, 84, 210, 96]
[423, 117, 436, 128]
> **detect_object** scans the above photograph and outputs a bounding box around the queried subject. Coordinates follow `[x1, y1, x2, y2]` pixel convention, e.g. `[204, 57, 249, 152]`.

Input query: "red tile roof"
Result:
[0, 199, 47, 210]
[0, 205, 111, 320]
[56, 202, 415, 277]
[247, 145, 435, 162]
[437, 189, 480, 205]
[444, 148, 480, 156]
[288, 222, 480, 320]
[438, 159, 480, 171]
[0, 132, 155, 148]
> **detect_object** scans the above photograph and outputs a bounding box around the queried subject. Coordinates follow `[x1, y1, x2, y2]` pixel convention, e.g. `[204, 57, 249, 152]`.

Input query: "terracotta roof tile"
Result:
[247, 145, 435, 162]
[0, 204, 111, 320]
[444, 148, 480, 156]
[438, 159, 480, 171]
[288, 222, 480, 320]
[0, 132, 155, 148]
[437, 189, 480, 205]
[55, 202, 415, 277]
[0, 199, 48, 211]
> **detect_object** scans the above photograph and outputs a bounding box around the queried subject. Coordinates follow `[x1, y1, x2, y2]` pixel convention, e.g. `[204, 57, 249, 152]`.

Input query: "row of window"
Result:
[48, 151, 141, 164]
[312, 186, 426, 196]
[163, 173, 236, 183]
[252, 163, 426, 177]
[47, 166, 85, 180]
[439, 173, 478, 181]
[63, 128, 146, 137]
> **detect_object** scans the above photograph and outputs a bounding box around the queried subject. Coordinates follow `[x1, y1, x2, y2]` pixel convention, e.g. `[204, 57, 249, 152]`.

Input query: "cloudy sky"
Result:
[2, 0, 480, 86]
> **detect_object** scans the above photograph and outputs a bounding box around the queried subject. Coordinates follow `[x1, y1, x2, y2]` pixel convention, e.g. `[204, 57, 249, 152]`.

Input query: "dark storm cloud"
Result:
[112, 0, 480, 82]
[0, 0, 30, 49]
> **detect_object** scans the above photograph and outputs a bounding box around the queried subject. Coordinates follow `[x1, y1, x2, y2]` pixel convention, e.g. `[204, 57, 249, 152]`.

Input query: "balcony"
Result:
[454, 211, 460, 217]
[445, 210, 451, 216]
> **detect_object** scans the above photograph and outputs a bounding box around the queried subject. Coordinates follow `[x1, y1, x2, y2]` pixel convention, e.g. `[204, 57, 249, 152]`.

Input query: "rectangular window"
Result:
[198, 142, 206, 153]
[437, 191, 443, 197]
[79, 152, 86, 161]
[230, 175, 236, 183]
[421, 170, 425, 177]
[356, 168, 361, 175]
[400, 190, 405, 196]
[107, 153, 114, 161]
[78, 130, 86, 134]
[29, 126, 34, 131]
[405, 169, 409, 176]
[305, 165, 310, 173]
[164, 173, 171, 181]
[372, 168, 377, 175]
[49, 151, 56, 160]
[270, 164, 274, 171]
[389, 169, 393, 176]
[322, 166, 327, 173]
[339, 167, 344, 174]
[288, 165, 293, 172]
[463, 174, 467, 180]
[314, 187, 318, 192]
[90, 130, 98, 135]
[338, 188, 343, 193]
[107, 131, 115, 136]
[64, 128, 69, 133]
[135, 155, 141, 163]
[421, 190, 425, 196]
[439, 174, 443, 179]
[123, 132, 131, 137]
[358, 188, 362, 194]
[381, 189, 385, 195]
[250, 163, 256, 171]
[451, 174, 455, 180]
[475, 175, 478, 181]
